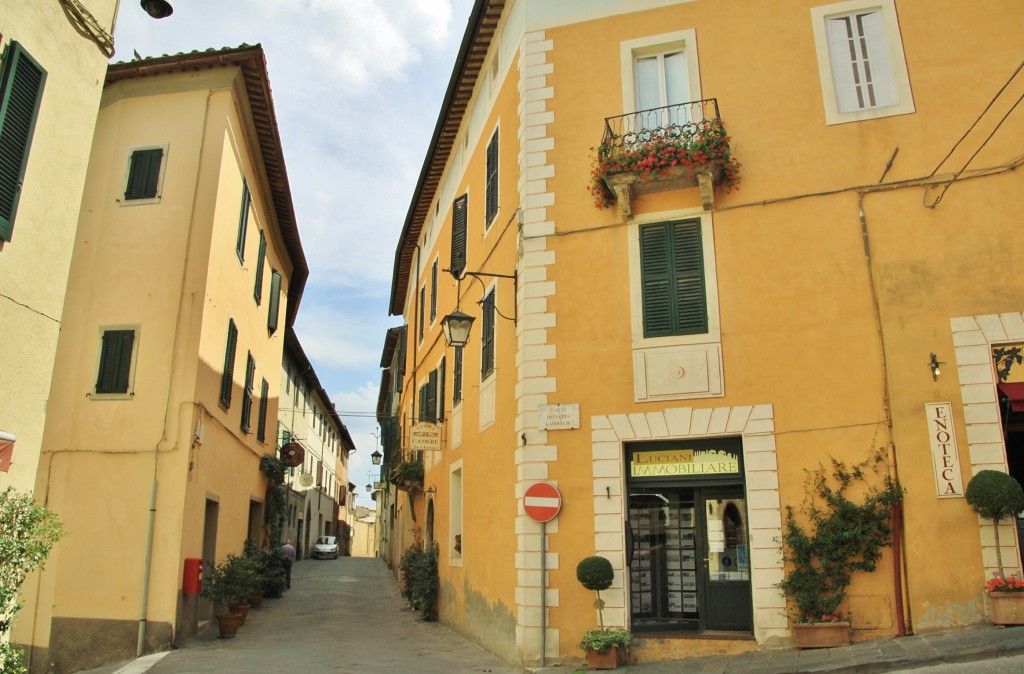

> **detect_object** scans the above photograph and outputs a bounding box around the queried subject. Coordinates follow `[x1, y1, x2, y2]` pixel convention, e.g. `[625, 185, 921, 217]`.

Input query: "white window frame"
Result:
[620, 30, 702, 116]
[450, 460, 463, 566]
[119, 143, 169, 206]
[91, 325, 141, 400]
[811, 0, 914, 125]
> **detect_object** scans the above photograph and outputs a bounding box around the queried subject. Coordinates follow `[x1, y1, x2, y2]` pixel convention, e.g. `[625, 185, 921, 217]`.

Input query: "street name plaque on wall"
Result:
[538, 403, 580, 430]
[409, 422, 441, 451]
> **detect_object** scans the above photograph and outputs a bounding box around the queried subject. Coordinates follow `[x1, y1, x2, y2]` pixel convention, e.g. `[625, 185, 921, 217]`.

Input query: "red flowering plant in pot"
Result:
[588, 118, 741, 209]
[965, 470, 1024, 625]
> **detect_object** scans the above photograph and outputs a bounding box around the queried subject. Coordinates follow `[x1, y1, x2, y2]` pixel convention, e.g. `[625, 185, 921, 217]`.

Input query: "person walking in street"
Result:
[281, 539, 296, 589]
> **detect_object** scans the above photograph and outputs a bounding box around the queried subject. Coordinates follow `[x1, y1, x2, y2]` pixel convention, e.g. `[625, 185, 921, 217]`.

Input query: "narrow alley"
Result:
[83, 558, 520, 674]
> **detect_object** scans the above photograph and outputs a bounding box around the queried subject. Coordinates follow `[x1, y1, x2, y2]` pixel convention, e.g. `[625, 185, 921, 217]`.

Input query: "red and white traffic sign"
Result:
[524, 481, 561, 523]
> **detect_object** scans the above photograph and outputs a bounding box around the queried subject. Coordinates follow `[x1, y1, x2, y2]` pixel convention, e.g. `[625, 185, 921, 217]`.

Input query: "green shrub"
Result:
[579, 627, 631, 654]
[776, 450, 903, 623]
[201, 553, 259, 608]
[244, 541, 287, 598]
[399, 542, 439, 620]
[576, 556, 614, 591]
[0, 488, 64, 674]
[966, 470, 1024, 578]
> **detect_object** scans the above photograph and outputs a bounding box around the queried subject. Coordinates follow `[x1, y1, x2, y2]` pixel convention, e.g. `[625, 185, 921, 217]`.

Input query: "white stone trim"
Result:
[514, 29, 560, 664]
[950, 312, 1024, 580]
[591, 403, 787, 644]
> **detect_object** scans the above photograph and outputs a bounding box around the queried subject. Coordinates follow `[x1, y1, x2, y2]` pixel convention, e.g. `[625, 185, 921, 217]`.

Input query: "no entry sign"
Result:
[524, 481, 561, 522]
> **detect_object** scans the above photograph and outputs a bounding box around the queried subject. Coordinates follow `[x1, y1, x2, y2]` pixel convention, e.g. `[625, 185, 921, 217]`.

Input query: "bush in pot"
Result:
[776, 449, 903, 646]
[576, 555, 629, 668]
[399, 537, 439, 620]
[965, 470, 1024, 624]
[202, 553, 259, 633]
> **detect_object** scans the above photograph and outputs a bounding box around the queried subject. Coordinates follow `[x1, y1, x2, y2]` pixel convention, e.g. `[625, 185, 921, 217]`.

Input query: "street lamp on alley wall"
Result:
[140, 0, 173, 18]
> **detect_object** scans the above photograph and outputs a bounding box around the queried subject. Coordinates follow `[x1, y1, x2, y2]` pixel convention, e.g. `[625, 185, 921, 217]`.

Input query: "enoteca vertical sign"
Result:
[925, 402, 964, 498]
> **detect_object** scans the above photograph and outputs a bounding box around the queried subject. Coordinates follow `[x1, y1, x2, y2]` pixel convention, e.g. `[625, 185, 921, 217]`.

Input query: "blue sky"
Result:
[113, 0, 476, 508]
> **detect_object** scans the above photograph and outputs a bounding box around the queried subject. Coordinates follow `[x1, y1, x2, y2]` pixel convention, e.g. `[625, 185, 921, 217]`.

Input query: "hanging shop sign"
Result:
[538, 403, 580, 430]
[925, 402, 964, 498]
[409, 422, 441, 451]
[279, 442, 305, 467]
[630, 448, 739, 478]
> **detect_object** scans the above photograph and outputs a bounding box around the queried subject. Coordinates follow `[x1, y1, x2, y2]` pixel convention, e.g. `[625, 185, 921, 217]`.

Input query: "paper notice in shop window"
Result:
[668, 592, 683, 612]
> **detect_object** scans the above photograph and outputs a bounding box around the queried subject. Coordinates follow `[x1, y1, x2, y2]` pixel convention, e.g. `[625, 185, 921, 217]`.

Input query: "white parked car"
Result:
[312, 535, 339, 559]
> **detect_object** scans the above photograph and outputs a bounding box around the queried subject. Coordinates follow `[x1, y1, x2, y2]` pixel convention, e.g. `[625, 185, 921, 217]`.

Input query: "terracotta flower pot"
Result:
[585, 646, 621, 670]
[988, 592, 1024, 624]
[216, 612, 242, 638]
[250, 591, 264, 608]
[791, 621, 851, 648]
[228, 602, 251, 625]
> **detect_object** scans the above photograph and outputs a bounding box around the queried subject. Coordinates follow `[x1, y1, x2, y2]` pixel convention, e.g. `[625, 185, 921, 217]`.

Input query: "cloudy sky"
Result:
[113, 0, 476, 507]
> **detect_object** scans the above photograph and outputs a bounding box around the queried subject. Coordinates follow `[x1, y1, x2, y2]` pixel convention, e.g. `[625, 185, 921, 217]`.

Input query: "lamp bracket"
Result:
[443, 268, 518, 325]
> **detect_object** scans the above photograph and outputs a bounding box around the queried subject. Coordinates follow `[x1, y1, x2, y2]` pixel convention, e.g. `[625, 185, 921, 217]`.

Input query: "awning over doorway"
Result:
[0, 430, 15, 473]
[998, 383, 1024, 413]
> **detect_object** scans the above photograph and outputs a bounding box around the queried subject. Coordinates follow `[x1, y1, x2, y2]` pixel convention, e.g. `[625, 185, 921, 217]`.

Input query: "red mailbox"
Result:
[183, 557, 203, 595]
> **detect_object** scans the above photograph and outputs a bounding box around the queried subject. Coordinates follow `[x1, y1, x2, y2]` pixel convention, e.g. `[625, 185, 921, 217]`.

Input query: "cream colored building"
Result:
[20, 45, 308, 674]
[278, 328, 356, 559]
[0, 1, 119, 493]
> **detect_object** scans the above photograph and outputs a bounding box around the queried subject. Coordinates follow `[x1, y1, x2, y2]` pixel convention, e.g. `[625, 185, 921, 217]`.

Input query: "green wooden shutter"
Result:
[453, 346, 463, 403]
[241, 352, 255, 431]
[257, 378, 269, 442]
[430, 259, 438, 321]
[267, 270, 282, 333]
[236, 180, 250, 262]
[418, 382, 428, 422]
[640, 220, 707, 337]
[418, 287, 425, 341]
[438, 356, 446, 421]
[426, 368, 438, 423]
[254, 230, 266, 305]
[124, 148, 163, 200]
[485, 129, 499, 226]
[220, 319, 238, 407]
[0, 42, 46, 241]
[450, 194, 468, 277]
[96, 329, 135, 394]
[481, 288, 495, 377]
[672, 220, 708, 334]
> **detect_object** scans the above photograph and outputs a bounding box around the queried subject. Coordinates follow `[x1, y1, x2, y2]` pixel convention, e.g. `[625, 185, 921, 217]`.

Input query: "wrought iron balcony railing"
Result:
[593, 98, 736, 216]
[602, 98, 721, 149]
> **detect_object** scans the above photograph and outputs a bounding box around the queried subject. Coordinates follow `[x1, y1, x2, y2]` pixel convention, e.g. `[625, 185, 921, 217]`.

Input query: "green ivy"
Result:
[776, 450, 903, 623]
[0, 488, 64, 674]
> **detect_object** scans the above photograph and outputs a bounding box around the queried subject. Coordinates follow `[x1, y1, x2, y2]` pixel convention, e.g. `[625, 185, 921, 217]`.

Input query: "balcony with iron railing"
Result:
[590, 98, 740, 217]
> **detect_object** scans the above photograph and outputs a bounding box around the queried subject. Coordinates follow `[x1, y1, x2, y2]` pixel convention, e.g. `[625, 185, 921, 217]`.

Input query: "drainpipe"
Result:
[858, 192, 910, 637]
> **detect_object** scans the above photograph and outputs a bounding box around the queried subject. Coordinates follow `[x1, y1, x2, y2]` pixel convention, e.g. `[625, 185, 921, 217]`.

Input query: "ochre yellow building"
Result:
[381, 0, 1024, 667]
[20, 45, 307, 674]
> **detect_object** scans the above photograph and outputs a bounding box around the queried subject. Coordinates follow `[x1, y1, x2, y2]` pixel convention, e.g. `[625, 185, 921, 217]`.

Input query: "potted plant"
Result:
[201, 553, 258, 636]
[965, 469, 1024, 624]
[399, 537, 439, 620]
[391, 458, 424, 492]
[576, 555, 630, 669]
[244, 541, 286, 603]
[776, 450, 903, 648]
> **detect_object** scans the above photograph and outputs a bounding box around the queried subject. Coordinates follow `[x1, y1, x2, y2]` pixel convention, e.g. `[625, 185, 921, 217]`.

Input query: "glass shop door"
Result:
[627, 486, 752, 633]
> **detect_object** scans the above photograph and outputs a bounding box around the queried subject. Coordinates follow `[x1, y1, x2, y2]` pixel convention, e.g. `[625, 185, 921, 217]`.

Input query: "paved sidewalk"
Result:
[532, 623, 1024, 674]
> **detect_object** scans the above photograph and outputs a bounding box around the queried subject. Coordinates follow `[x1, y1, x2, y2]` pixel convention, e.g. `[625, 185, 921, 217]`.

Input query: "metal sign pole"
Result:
[540, 519, 546, 668]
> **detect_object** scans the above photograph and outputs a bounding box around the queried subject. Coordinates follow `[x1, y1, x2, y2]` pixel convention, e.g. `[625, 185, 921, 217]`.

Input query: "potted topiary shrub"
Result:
[399, 538, 439, 620]
[776, 450, 903, 648]
[576, 555, 630, 669]
[965, 469, 1024, 624]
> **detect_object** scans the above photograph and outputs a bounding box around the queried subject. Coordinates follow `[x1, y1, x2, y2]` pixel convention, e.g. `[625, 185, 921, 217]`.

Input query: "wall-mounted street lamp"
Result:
[440, 269, 516, 348]
[140, 0, 173, 18]
[929, 352, 945, 381]
[371, 449, 382, 466]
